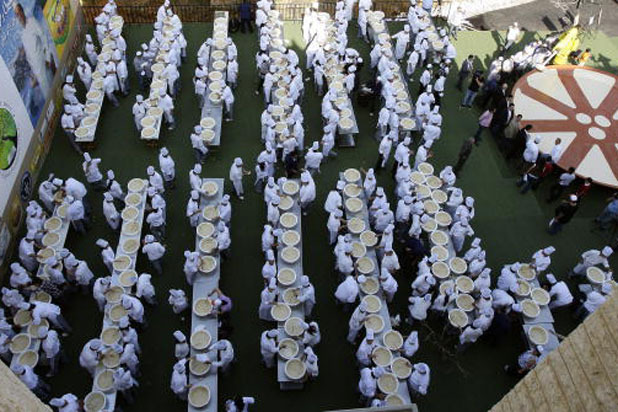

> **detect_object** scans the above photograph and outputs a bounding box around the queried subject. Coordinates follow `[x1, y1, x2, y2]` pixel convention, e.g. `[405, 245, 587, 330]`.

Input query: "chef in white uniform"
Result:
[546, 274, 573, 309]
[572, 246, 612, 276]
[103, 192, 120, 230]
[158, 147, 176, 189]
[183, 250, 200, 285]
[408, 362, 430, 396]
[229, 158, 250, 200]
[168, 289, 188, 314]
[260, 329, 278, 368]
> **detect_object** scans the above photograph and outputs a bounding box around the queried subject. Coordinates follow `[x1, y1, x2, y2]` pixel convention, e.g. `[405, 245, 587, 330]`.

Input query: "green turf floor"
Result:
[16, 22, 618, 412]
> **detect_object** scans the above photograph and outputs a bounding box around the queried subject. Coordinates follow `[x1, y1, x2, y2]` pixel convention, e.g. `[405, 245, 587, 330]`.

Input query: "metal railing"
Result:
[81, 1, 411, 24]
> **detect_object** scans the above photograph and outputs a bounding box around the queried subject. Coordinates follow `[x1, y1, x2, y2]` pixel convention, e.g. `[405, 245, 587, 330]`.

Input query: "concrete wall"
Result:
[0, 361, 51, 411]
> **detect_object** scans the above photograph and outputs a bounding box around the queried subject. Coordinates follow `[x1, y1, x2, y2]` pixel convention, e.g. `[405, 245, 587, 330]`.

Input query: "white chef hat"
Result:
[358, 275, 367, 283]
[366, 329, 375, 340]
[173, 331, 186, 342]
[104, 192, 113, 202]
[481, 288, 491, 298]
[96, 239, 109, 248]
[301, 276, 310, 286]
[234, 157, 243, 166]
[147, 166, 155, 175]
[160, 147, 169, 156]
[602, 246, 613, 257]
[268, 278, 276, 289]
[267, 329, 278, 338]
[65, 75, 73, 83]
[543, 246, 556, 254]
[144, 234, 155, 243]
[546, 274, 557, 284]
[193, 164, 202, 174]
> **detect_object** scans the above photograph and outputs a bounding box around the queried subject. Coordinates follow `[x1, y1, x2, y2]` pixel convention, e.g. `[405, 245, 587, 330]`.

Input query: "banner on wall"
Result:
[44, 0, 73, 59]
[0, 0, 59, 127]
[0, 56, 35, 217]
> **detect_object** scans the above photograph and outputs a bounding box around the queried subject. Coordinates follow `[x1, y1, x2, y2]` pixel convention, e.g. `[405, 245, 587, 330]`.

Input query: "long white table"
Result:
[339, 172, 412, 405]
[274, 181, 307, 390]
[10, 198, 72, 369]
[367, 11, 419, 135]
[76, 16, 125, 144]
[188, 178, 224, 412]
[90, 178, 149, 411]
[141, 16, 183, 142]
[311, 12, 359, 147]
[199, 11, 229, 148]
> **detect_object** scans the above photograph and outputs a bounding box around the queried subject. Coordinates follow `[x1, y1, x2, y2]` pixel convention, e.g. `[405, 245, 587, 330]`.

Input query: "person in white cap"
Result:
[102, 191, 120, 230]
[302, 321, 321, 347]
[12, 363, 50, 399]
[408, 294, 432, 324]
[411, 272, 435, 297]
[572, 246, 612, 276]
[259, 278, 277, 321]
[300, 171, 316, 215]
[222, 84, 235, 122]
[38, 174, 57, 212]
[66, 195, 87, 234]
[403, 331, 420, 359]
[324, 182, 344, 215]
[122, 294, 145, 325]
[79, 338, 103, 375]
[577, 286, 609, 319]
[298, 275, 316, 315]
[393, 25, 411, 60]
[70, 256, 95, 293]
[260, 329, 278, 368]
[381, 246, 400, 273]
[450, 217, 474, 253]
[356, 329, 377, 366]
[147, 165, 165, 194]
[327, 209, 344, 244]
[464, 238, 482, 263]
[171, 358, 189, 400]
[348, 301, 368, 343]
[362, 168, 377, 199]
[210, 339, 235, 372]
[359, 366, 381, 400]
[61, 105, 81, 153]
[103, 69, 120, 106]
[39, 326, 61, 376]
[523, 134, 540, 167]
[158, 147, 176, 189]
[266, 197, 280, 230]
[380, 268, 399, 302]
[158, 88, 175, 129]
[414, 141, 432, 169]
[92, 276, 111, 311]
[62, 75, 78, 105]
[136, 273, 156, 305]
[133, 95, 146, 131]
[168, 289, 189, 315]
[544, 274, 573, 309]
[304, 346, 319, 379]
[114, 367, 138, 404]
[505, 345, 542, 376]
[49, 393, 80, 412]
[142, 234, 166, 275]
[190, 126, 209, 164]
[218, 195, 232, 227]
[335, 274, 359, 309]
[531, 246, 555, 273]
[105, 170, 124, 202]
[96, 238, 115, 274]
[146, 206, 166, 241]
[216, 221, 232, 258]
[183, 250, 200, 285]
[305, 142, 324, 175]
[84, 34, 98, 65]
[76, 57, 92, 90]
[186, 191, 201, 228]
[229, 158, 251, 200]
[173, 330, 189, 360]
[409, 362, 430, 396]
